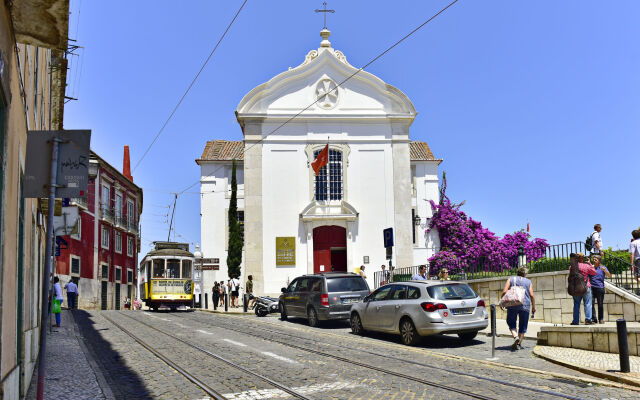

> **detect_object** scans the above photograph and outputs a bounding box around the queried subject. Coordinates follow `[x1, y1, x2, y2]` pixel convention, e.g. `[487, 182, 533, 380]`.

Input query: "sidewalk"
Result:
[534, 345, 640, 387]
[25, 311, 114, 400]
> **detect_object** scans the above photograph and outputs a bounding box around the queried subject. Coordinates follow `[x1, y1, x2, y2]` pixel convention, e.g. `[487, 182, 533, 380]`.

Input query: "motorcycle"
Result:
[250, 294, 280, 317]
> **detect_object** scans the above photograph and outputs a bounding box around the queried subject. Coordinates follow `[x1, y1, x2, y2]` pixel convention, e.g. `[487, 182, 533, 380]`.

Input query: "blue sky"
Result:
[64, 0, 638, 256]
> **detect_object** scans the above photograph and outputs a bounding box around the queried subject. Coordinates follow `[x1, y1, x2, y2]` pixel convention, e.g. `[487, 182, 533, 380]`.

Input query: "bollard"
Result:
[243, 293, 248, 313]
[486, 304, 498, 361]
[204, 293, 208, 310]
[225, 293, 229, 312]
[616, 319, 631, 373]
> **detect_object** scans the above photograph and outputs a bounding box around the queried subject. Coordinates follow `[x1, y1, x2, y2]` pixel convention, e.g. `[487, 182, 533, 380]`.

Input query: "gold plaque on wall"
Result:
[276, 237, 296, 266]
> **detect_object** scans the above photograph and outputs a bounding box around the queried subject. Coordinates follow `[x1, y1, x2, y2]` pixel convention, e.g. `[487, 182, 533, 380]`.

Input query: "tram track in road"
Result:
[178, 312, 589, 400]
[151, 312, 534, 400]
[105, 312, 314, 400]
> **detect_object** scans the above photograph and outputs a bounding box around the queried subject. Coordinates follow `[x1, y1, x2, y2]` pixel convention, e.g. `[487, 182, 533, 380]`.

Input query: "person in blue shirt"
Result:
[411, 265, 428, 280]
[589, 254, 610, 324]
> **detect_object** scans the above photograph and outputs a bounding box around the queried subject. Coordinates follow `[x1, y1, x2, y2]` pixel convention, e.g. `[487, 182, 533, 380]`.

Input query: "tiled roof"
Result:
[198, 140, 436, 161]
[409, 141, 436, 161]
[199, 140, 244, 161]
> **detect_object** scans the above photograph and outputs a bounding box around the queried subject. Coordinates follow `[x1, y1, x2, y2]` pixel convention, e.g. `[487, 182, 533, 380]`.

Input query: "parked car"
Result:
[279, 272, 370, 327]
[349, 281, 488, 345]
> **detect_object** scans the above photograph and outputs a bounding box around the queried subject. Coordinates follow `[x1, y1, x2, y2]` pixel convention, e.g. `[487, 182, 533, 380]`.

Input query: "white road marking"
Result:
[223, 338, 247, 347]
[224, 381, 360, 399]
[196, 329, 213, 335]
[174, 323, 187, 328]
[260, 352, 299, 365]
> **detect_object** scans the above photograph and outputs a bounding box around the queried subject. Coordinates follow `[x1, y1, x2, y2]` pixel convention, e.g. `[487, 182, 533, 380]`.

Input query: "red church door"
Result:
[313, 226, 347, 273]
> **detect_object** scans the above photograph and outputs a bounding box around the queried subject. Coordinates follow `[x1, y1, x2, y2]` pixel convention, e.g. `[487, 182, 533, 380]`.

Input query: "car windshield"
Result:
[427, 284, 477, 300]
[327, 277, 369, 292]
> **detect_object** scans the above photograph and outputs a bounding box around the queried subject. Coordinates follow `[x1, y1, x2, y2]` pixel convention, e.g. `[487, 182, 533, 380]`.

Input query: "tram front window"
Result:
[153, 259, 165, 278]
[167, 259, 180, 278]
[182, 260, 192, 279]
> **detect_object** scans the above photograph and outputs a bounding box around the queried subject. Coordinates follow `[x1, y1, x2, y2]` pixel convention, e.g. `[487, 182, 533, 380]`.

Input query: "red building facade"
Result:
[55, 148, 143, 309]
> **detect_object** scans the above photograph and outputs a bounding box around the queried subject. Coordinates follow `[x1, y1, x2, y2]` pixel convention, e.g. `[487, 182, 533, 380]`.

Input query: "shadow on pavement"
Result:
[73, 310, 153, 399]
[283, 317, 351, 330]
[351, 330, 486, 348]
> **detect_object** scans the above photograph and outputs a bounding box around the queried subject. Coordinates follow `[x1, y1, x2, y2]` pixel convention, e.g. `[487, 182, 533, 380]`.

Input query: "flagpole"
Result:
[327, 136, 330, 202]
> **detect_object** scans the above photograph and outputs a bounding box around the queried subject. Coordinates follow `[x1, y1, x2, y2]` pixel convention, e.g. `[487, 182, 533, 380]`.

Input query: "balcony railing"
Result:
[127, 218, 138, 234]
[114, 214, 124, 227]
[71, 197, 88, 209]
[100, 206, 114, 223]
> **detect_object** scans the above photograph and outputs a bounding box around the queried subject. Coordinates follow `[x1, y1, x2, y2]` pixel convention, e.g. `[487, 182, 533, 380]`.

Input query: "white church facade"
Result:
[197, 29, 441, 295]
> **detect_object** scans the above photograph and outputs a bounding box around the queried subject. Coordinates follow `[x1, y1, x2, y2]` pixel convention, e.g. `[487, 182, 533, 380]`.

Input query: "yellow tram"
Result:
[139, 241, 194, 311]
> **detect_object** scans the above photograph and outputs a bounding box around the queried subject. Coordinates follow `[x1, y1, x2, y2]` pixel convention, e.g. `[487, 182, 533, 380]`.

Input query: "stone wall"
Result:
[538, 325, 640, 356]
[466, 271, 640, 324]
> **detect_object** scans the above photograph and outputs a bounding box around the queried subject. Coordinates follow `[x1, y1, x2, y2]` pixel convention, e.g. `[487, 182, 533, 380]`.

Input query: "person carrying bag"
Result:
[500, 267, 535, 350]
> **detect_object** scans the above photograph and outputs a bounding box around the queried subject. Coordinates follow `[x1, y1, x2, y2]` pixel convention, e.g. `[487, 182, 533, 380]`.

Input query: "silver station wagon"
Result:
[350, 281, 488, 345]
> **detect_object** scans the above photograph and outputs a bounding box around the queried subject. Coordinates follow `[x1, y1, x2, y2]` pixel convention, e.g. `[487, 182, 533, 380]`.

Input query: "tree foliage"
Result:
[227, 159, 243, 278]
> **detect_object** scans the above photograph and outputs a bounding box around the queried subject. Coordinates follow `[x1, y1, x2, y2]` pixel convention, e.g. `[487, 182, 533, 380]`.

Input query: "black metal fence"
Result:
[372, 242, 638, 296]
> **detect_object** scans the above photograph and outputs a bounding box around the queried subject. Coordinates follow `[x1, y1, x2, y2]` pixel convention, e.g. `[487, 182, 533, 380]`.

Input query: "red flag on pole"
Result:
[527, 221, 530, 233]
[311, 144, 329, 175]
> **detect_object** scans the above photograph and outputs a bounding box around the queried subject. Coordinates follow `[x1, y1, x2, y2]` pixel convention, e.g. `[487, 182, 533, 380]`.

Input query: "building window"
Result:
[115, 231, 122, 253]
[70, 255, 80, 275]
[115, 192, 123, 226]
[127, 236, 134, 257]
[127, 199, 135, 229]
[127, 269, 133, 284]
[314, 149, 342, 201]
[101, 185, 110, 215]
[101, 264, 109, 279]
[115, 266, 122, 282]
[101, 225, 109, 249]
[71, 215, 81, 240]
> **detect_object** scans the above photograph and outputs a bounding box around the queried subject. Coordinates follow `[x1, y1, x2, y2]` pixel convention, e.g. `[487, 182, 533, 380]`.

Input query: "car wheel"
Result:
[279, 303, 288, 320]
[400, 318, 420, 346]
[350, 313, 364, 335]
[458, 331, 478, 342]
[152, 306, 158, 312]
[307, 307, 319, 327]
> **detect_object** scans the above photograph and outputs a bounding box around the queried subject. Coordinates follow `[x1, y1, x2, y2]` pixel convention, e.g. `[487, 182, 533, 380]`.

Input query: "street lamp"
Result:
[518, 246, 526, 268]
[413, 214, 421, 226]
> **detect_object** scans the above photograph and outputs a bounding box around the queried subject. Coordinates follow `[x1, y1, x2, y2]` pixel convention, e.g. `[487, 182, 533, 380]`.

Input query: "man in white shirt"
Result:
[590, 224, 603, 255]
[64, 279, 79, 310]
[229, 276, 241, 307]
[630, 230, 640, 285]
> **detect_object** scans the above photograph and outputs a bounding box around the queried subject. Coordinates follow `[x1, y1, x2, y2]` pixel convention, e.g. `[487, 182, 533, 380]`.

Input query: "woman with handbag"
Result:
[500, 267, 536, 351]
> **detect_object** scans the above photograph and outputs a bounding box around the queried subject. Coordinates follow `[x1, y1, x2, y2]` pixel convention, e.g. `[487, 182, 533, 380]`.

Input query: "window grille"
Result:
[314, 149, 342, 201]
[115, 231, 122, 253]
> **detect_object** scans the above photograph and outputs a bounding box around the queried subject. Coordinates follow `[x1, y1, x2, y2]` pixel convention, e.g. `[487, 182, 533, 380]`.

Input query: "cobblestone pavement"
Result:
[535, 346, 640, 381]
[62, 310, 640, 399]
[175, 311, 640, 399]
[25, 311, 109, 400]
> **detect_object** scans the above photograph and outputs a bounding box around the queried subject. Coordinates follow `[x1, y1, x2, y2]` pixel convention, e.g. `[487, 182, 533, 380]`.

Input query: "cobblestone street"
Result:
[37, 310, 640, 399]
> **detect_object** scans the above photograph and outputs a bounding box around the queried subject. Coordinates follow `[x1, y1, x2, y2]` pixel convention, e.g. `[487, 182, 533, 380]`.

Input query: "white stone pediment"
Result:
[236, 47, 416, 119]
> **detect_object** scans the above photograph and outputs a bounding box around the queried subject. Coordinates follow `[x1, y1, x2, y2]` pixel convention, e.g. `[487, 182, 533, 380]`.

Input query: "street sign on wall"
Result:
[24, 130, 91, 198]
[383, 228, 394, 248]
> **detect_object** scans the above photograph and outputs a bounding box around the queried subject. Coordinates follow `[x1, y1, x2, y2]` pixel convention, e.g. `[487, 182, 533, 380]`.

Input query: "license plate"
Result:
[341, 298, 359, 304]
[451, 307, 473, 315]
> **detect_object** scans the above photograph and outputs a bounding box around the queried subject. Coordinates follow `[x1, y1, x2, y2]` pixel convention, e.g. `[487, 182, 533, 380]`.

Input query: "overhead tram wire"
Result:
[132, 0, 249, 173]
[176, 0, 461, 195]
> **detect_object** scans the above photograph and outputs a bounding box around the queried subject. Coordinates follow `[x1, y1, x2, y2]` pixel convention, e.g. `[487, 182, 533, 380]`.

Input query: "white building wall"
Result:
[412, 161, 441, 265]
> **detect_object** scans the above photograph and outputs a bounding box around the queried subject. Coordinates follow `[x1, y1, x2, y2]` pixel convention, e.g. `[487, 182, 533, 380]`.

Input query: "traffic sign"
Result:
[383, 228, 394, 248]
[194, 258, 216, 265]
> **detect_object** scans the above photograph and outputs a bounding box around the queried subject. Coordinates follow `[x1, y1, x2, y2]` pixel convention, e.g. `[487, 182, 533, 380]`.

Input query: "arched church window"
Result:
[314, 149, 343, 201]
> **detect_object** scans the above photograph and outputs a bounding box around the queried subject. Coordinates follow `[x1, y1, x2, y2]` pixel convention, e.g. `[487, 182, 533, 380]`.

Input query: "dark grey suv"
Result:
[279, 272, 370, 327]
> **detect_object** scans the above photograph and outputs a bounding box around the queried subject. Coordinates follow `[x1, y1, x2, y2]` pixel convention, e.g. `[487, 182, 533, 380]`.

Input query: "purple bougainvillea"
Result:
[427, 196, 549, 274]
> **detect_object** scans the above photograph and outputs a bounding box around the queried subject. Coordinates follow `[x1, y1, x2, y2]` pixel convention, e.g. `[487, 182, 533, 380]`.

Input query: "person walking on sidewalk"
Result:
[212, 282, 220, 308]
[570, 253, 597, 325]
[589, 255, 610, 324]
[630, 230, 640, 287]
[52, 277, 64, 327]
[246, 275, 256, 308]
[501, 267, 535, 350]
[229, 276, 240, 308]
[219, 281, 227, 308]
[411, 265, 428, 281]
[64, 278, 79, 310]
